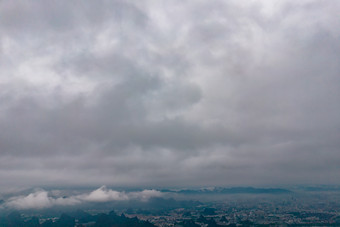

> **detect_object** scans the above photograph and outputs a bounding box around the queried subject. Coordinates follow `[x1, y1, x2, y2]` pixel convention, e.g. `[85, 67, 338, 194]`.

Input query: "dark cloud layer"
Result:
[0, 0, 340, 189]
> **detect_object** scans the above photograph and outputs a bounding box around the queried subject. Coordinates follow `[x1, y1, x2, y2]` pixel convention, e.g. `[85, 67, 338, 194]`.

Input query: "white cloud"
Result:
[6, 191, 80, 209]
[5, 186, 164, 209]
[80, 186, 129, 202]
[129, 189, 163, 201]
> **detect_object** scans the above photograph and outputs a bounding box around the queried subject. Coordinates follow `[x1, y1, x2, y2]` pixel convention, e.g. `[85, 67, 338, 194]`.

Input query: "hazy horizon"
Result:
[1, 0, 340, 190]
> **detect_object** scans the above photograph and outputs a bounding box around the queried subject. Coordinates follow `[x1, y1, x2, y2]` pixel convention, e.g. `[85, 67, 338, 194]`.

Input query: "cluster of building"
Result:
[127, 195, 340, 226]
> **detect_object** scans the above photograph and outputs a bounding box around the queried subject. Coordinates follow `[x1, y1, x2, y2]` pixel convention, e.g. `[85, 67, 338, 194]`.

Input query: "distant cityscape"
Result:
[1, 186, 340, 226]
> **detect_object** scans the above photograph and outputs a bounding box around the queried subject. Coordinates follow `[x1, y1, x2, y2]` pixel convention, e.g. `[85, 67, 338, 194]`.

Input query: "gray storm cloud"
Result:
[0, 0, 340, 189]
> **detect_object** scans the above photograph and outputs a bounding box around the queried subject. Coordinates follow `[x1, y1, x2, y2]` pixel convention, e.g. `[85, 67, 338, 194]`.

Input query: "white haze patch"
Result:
[4, 186, 163, 210]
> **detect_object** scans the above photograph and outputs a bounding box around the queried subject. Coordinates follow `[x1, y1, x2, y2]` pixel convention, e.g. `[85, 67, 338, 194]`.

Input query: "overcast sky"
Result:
[0, 0, 339, 189]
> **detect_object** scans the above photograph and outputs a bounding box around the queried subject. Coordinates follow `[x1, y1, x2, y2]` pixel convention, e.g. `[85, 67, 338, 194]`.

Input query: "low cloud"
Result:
[82, 186, 162, 202]
[4, 186, 163, 210]
[81, 186, 129, 202]
[129, 189, 164, 202]
[6, 191, 80, 210]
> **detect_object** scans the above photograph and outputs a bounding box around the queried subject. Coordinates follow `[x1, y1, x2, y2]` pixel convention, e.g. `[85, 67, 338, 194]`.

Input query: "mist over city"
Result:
[1, 0, 340, 226]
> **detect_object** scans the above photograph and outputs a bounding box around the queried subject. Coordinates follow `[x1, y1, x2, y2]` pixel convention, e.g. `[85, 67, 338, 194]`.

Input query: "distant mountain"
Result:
[299, 186, 340, 192]
[162, 187, 291, 194]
